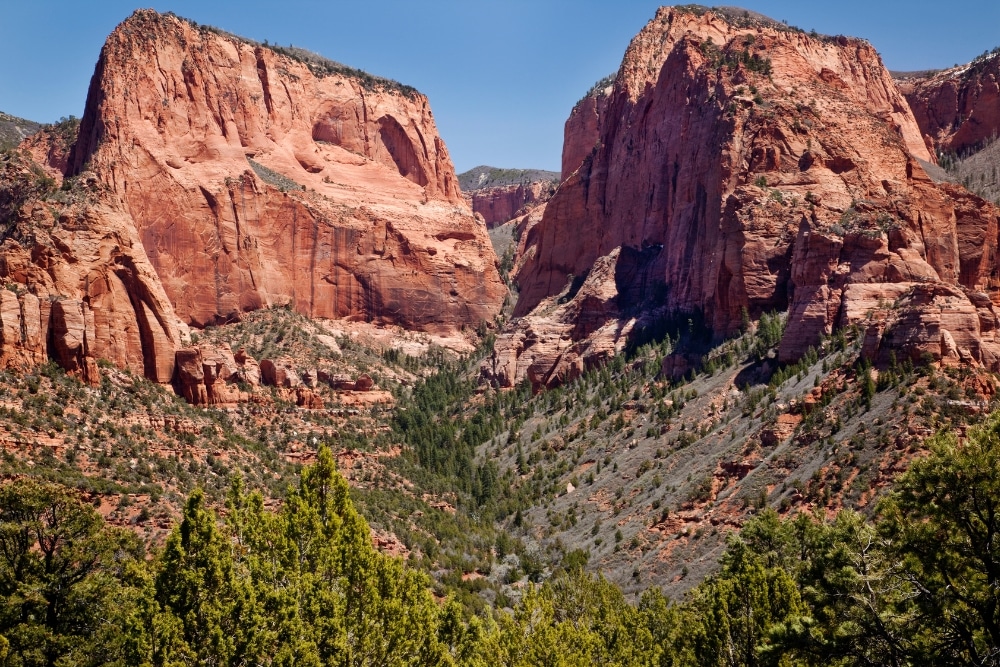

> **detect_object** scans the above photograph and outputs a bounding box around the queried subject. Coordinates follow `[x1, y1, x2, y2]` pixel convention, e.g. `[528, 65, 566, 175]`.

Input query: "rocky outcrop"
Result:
[256, 360, 376, 394]
[896, 52, 1000, 155]
[0, 154, 180, 385]
[260, 359, 301, 389]
[234, 348, 261, 386]
[483, 250, 627, 388]
[174, 342, 258, 405]
[458, 166, 559, 228]
[316, 369, 375, 391]
[20, 119, 79, 182]
[490, 6, 1000, 390]
[295, 386, 324, 409]
[562, 77, 613, 180]
[0, 289, 48, 372]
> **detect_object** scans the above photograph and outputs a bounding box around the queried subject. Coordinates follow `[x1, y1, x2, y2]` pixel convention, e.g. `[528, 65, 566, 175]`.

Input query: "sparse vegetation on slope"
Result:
[5, 408, 1000, 665]
[457, 166, 559, 192]
[939, 137, 1000, 204]
[573, 73, 616, 107]
[672, 4, 842, 41]
[0, 112, 41, 152]
[163, 11, 420, 98]
[246, 158, 304, 192]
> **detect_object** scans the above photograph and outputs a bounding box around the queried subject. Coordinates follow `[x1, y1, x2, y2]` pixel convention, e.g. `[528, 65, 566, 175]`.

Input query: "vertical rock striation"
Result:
[464, 181, 556, 229]
[68, 10, 504, 332]
[0, 10, 504, 395]
[896, 52, 1000, 156]
[488, 6, 1000, 390]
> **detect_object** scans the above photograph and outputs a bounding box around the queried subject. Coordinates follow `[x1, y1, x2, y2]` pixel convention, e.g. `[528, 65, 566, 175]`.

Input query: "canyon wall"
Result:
[896, 52, 1000, 155]
[0, 10, 504, 393]
[561, 79, 613, 180]
[0, 162, 179, 384]
[68, 10, 504, 332]
[487, 6, 1000, 390]
[465, 180, 556, 228]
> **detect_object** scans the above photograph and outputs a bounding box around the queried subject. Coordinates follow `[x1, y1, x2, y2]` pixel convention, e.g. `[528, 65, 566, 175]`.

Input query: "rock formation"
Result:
[464, 180, 556, 228]
[896, 51, 1000, 155]
[487, 6, 1000, 390]
[260, 359, 302, 389]
[458, 166, 559, 228]
[174, 342, 256, 405]
[0, 10, 504, 394]
[0, 156, 180, 385]
[20, 119, 79, 181]
[561, 76, 613, 180]
[69, 10, 504, 333]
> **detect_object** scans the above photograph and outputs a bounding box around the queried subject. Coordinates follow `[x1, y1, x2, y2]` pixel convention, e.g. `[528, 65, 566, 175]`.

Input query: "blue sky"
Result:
[2, 1, 998, 173]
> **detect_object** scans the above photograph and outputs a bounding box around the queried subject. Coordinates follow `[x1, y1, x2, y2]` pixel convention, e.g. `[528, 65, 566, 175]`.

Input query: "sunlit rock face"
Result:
[489, 6, 1000, 390]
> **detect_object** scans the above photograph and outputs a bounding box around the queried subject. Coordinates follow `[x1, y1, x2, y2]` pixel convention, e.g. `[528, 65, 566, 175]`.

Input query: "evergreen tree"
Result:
[154, 489, 267, 665]
[882, 413, 1000, 664]
[0, 479, 143, 667]
[687, 535, 804, 667]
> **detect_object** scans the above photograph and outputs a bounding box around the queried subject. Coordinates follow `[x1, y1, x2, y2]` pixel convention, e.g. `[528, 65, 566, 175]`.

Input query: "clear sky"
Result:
[2, 1, 998, 173]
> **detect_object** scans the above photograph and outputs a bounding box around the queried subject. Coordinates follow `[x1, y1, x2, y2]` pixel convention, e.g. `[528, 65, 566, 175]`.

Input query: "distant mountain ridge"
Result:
[0, 111, 41, 150]
[458, 166, 558, 228]
[895, 47, 1000, 204]
[458, 165, 559, 192]
[895, 47, 1000, 157]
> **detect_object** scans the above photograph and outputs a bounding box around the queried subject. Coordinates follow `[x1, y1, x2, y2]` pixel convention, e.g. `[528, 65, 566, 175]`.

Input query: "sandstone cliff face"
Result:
[174, 342, 263, 405]
[0, 163, 179, 384]
[896, 52, 1000, 155]
[464, 180, 556, 228]
[561, 78, 613, 180]
[0, 10, 503, 393]
[20, 119, 80, 183]
[489, 7, 1000, 390]
[68, 10, 504, 333]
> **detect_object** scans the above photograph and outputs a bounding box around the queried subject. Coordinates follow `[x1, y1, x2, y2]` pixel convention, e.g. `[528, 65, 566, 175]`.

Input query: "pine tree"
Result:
[882, 413, 1000, 664]
[154, 489, 267, 665]
[687, 536, 804, 667]
[0, 479, 143, 667]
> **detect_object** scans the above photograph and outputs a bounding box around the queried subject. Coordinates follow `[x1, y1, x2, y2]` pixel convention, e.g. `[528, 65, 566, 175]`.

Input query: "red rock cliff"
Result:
[0, 161, 179, 384]
[68, 10, 504, 332]
[0, 10, 504, 392]
[487, 7, 1000, 390]
[465, 180, 556, 228]
[562, 78, 613, 180]
[896, 52, 1000, 155]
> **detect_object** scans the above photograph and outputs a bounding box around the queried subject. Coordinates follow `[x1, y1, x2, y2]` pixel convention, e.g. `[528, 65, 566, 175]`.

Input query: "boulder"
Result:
[260, 359, 301, 388]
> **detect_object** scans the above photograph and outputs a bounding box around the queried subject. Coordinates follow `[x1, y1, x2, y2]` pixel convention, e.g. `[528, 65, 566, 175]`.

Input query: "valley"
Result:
[2, 4, 1000, 665]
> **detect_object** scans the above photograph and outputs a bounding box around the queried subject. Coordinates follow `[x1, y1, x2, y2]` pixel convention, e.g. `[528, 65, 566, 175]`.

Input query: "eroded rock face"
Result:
[260, 359, 301, 388]
[464, 181, 556, 228]
[234, 348, 261, 386]
[174, 342, 256, 406]
[66, 10, 503, 335]
[490, 6, 1000, 390]
[0, 10, 504, 397]
[896, 54, 1000, 155]
[562, 80, 613, 180]
[0, 156, 180, 385]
